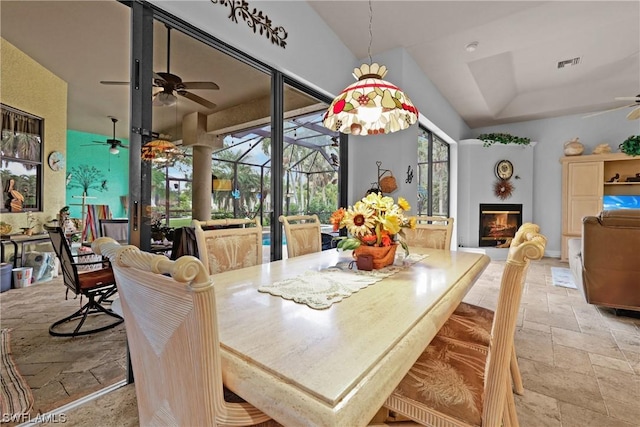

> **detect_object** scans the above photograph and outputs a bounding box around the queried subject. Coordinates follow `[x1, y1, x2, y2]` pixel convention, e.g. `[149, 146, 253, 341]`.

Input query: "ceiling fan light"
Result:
[153, 91, 177, 107]
[109, 146, 119, 155]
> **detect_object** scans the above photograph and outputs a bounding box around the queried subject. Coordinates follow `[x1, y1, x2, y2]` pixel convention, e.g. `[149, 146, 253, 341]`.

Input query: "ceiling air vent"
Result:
[557, 57, 581, 69]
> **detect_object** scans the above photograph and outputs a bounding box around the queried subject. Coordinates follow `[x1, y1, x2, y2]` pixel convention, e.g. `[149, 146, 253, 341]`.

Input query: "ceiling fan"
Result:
[583, 95, 640, 120]
[100, 25, 219, 110]
[83, 117, 128, 154]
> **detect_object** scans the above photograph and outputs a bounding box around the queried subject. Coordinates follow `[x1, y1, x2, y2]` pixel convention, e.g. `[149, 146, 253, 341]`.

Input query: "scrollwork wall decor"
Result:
[210, 0, 288, 48]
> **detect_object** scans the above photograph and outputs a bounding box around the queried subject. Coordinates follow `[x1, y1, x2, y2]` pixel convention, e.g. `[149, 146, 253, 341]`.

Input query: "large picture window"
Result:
[1, 104, 43, 212]
[417, 126, 449, 216]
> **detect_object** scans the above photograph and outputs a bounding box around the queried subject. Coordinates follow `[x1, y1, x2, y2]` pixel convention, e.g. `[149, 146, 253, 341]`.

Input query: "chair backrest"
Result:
[191, 218, 262, 274]
[43, 224, 82, 294]
[402, 215, 454, 250]
[99, 219, 128, 243]
[92, 238, 227, 426]
[279, 214, 322, 258]
[482, 222, 546, 424]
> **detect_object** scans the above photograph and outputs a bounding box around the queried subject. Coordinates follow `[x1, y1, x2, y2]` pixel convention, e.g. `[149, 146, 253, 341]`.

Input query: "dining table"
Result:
[213, 246, 490, 426]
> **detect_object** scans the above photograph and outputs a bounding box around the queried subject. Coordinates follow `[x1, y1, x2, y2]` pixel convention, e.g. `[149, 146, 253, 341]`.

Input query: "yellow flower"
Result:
[398, 197, 410, 211]
[382, 212, 402, 234]
[344, 201, 375, 237]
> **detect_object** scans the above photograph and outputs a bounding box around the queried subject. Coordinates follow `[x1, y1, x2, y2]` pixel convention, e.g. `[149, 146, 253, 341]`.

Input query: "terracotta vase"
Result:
[353, 244, 397, 269]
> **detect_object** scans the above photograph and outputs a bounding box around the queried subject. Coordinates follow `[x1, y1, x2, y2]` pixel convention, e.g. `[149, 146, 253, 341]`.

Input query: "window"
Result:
[417, 126, 449, 216]
[1, 104, 43, 212]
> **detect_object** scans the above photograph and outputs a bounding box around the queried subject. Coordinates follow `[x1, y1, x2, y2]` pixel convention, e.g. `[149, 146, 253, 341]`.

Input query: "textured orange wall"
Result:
[1, 37, 67, 232]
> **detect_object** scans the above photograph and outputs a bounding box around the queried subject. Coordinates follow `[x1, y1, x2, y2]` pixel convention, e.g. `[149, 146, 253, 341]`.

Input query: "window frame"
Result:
[417, 125, 450, 217]
[1, 103, 44, 213]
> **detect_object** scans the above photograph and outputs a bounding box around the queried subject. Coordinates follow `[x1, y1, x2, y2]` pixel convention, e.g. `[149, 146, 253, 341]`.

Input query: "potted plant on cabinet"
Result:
[619, 135, 640, 156]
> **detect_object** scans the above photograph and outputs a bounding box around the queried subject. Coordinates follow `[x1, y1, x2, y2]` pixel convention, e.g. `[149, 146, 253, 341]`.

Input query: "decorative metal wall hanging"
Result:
[210, 0, 288, 49]
[493, 179, 514, 200]
[405, 165, 414, 183]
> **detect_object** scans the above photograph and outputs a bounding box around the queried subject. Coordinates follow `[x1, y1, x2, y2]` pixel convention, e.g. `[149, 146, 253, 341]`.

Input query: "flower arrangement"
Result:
[330, 192, 416, 256]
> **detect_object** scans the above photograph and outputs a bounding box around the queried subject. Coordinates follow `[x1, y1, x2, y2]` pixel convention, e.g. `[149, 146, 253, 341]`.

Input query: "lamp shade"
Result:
[152, 91, 177, 107]
[141, 139, 180, 163]
[323, 63, 418, 135]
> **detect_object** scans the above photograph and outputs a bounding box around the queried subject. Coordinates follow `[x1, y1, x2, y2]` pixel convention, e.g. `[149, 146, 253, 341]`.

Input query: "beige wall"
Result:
[1, 37, 67, 232]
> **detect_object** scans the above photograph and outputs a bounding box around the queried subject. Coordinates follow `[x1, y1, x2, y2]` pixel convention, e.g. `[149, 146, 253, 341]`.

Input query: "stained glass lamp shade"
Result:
[323, 63, 418, 136]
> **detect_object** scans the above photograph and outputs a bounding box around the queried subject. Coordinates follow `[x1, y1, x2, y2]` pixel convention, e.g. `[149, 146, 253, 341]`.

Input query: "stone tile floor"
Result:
[0, 278, 127, 420]
[3, 257, 640, 426]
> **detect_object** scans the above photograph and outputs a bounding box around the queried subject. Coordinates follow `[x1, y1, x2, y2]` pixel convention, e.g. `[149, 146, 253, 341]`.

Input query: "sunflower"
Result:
[397, 197, 410, 211]
[343, 201, 375, 237]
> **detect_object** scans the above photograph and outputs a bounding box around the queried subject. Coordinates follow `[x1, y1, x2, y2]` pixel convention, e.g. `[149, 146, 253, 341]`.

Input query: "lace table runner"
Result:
[258, 253, 427, 309]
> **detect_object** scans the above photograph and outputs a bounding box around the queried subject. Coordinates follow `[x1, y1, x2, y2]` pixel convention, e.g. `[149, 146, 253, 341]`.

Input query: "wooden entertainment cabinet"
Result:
[560, 153, 640, 260]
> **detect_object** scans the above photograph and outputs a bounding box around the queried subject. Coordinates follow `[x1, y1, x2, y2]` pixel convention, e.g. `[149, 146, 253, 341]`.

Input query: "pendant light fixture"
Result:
[142, 100, 184, 165]
[322, 1, 418, 136]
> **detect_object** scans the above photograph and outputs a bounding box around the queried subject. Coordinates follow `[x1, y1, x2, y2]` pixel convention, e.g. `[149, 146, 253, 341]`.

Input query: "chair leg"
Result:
[98, 286, 118, 304]
[505, 376, 520, 427]
[511, 345, 524, 395]
[49, 293, 123, 337]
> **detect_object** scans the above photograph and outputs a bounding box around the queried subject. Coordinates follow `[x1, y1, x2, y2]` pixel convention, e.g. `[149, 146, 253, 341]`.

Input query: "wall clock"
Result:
[48, 151, 65, 171]
[495, 159, 513, 180]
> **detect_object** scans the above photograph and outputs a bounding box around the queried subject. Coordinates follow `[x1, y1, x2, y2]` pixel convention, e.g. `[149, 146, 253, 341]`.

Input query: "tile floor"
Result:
[3, 256, 639, 426]
[0, 278, 127, 418]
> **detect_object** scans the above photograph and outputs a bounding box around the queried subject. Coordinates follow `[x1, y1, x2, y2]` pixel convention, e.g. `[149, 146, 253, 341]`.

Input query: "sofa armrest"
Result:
[582, 211, 640, 311]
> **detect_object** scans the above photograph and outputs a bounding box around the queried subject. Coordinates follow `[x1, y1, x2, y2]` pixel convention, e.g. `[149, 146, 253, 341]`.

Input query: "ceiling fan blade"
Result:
[627, 106, 640, 120]
[614, 96, 640, 101]
[181, 81, 220, 90]
[178, 90, 216, 109]
[582, 104, 636, 119]
[100, 81, 129, 85]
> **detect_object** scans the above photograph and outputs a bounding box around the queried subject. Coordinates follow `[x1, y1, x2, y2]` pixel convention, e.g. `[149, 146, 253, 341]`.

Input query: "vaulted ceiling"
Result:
[309, 1, 640, 128]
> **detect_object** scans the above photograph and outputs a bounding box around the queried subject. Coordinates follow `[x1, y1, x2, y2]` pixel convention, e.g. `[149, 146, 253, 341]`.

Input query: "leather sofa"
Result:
[579, 209, 640, 312]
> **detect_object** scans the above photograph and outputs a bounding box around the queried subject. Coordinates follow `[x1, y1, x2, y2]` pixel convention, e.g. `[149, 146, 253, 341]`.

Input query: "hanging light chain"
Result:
[368, 0, 373, 65]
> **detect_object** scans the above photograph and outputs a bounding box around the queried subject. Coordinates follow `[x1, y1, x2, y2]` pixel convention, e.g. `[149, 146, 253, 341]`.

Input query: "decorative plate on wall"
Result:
[495, 159, 513, 180]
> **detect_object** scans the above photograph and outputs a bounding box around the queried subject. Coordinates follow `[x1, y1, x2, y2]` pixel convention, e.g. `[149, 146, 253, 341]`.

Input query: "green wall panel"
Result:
[66, 129, 129, 219]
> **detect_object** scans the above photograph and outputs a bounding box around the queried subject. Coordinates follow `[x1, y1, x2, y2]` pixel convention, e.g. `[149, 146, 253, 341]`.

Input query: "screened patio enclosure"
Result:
[153, 109, 340, 228]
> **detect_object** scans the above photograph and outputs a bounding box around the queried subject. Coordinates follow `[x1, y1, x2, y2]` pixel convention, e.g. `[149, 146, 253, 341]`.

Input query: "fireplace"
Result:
[479, 204, 522, 247]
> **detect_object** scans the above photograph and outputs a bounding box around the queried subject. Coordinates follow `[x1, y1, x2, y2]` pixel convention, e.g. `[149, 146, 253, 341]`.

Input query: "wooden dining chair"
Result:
[92, 237, 272, 427]
[192, 218, 262, 274]
[278, 214, 322, 258]
[435, 223, 541, 397]
[384, 223, 546, 426]
[402, 215, 454, 250]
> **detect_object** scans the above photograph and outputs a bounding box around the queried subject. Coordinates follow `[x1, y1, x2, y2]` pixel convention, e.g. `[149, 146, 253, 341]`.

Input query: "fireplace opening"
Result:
[479, 203, 522, 247]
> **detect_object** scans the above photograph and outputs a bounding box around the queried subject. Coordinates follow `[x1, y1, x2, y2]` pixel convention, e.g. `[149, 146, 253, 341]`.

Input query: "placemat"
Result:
[258, 253, 427, 309]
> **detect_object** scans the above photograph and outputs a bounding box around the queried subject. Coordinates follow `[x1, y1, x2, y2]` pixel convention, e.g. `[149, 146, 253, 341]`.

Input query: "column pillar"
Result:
[183, 112, 222, 221]
[192, 144, 213, 221]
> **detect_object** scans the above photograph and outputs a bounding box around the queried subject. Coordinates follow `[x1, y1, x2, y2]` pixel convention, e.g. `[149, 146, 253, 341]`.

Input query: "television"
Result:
[602, 195, 640, 210]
